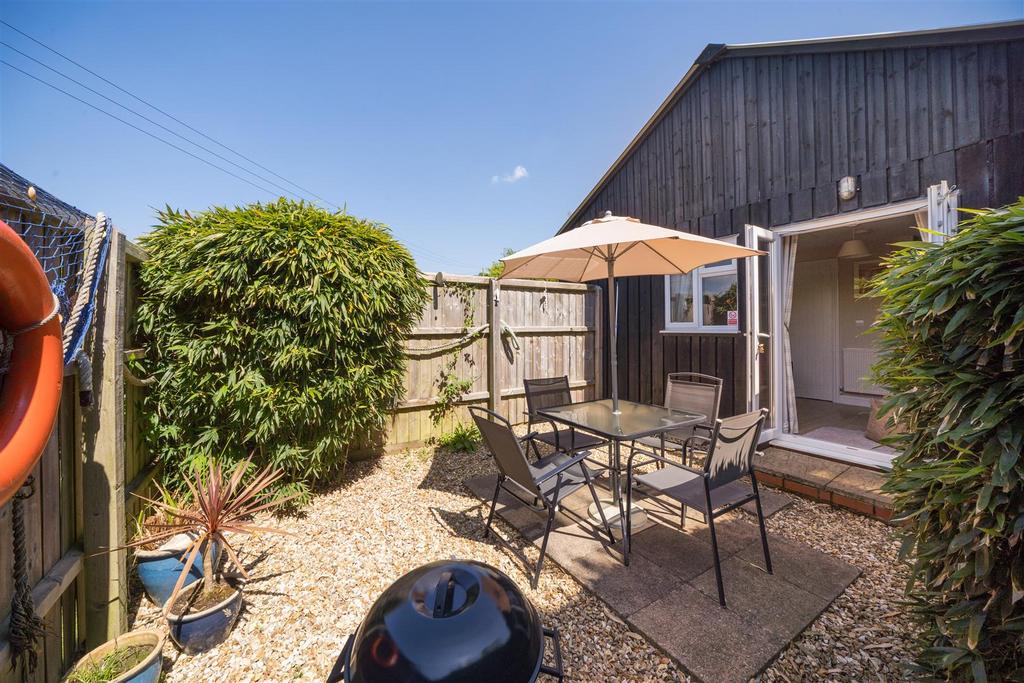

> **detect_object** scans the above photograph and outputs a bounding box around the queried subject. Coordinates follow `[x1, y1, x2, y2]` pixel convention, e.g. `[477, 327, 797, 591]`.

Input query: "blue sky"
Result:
[2, 1, 1020, 274]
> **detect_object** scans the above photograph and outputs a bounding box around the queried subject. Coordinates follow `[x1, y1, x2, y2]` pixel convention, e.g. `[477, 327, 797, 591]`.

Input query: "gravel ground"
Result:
[132, 444, 917, 682]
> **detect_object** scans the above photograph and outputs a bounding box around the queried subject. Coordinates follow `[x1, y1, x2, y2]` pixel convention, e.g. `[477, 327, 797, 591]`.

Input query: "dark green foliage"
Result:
[435, 423, 481, 453]
[136, 200, 427, 500]
[873, 200, 1024, 681]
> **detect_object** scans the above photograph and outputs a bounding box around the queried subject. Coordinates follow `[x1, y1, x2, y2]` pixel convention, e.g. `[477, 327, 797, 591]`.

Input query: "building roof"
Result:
[558, 19, 1024, 234]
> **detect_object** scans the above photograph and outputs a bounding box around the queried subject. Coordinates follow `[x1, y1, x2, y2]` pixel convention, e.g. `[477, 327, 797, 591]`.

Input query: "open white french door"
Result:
[744, 224, 782, 441]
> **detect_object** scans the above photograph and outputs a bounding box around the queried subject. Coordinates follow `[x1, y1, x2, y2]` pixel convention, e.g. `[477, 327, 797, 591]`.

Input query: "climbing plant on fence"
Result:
[135, 199, 426, 501]
[427, 279, 479, 426]
[873, 199, 1024, 681]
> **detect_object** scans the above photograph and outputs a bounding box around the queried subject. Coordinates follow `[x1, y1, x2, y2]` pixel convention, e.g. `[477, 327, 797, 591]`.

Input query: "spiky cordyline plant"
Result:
[129, 459, 298, 614]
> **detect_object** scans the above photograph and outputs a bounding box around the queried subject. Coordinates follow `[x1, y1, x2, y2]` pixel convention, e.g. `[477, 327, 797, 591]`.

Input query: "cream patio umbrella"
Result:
[500, 211, 763, 414]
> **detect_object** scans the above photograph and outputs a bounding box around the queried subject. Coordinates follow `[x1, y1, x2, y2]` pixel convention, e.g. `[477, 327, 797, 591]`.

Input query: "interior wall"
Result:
[791, 216, 919, 405]
[791, 259, 836, 401]
[837, 258, 881, 359]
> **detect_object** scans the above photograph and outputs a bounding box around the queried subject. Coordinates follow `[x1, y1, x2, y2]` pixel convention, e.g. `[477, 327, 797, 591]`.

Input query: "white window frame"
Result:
[662, 235, 740, 334]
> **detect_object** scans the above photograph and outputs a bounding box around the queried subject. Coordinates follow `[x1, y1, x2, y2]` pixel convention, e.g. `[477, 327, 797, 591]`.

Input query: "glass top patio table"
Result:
[537, 399, 706, 513]
[536, 399, 705, 441]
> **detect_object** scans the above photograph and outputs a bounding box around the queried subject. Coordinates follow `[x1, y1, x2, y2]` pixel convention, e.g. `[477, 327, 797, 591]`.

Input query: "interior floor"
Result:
[796, 398, 869, 432]
[794, 398, 894, 454]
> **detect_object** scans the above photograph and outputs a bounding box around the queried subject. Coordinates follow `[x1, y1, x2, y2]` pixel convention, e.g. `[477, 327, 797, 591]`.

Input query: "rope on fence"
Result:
[8, 476, 45, 678]
[64, 213, 111, 405]
[404, 324, 489, 355]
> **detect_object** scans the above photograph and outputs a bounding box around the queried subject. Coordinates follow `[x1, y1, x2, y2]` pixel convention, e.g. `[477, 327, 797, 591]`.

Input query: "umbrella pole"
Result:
[607, 258, 620, 415]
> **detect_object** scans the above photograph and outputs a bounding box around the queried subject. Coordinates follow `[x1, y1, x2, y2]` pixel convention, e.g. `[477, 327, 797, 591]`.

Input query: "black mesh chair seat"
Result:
[529, 454, 600, 498]
[523, 376, 610, 471]
[629, 373, 722, 467]
[532, 429, 606, 453]
[623, 408, 773, 607]
[635, 467, 755, 512]
[471, 407, 614, 588]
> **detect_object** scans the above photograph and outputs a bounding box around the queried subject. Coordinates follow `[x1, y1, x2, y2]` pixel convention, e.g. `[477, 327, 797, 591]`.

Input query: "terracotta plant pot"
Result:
[135, 534, 220, 606]
[63, 629, 164, 683]
[165, 579, 244, 654]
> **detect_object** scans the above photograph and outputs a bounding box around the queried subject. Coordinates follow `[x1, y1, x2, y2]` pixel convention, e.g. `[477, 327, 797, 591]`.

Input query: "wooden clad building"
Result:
[561, 21, 1024, 467]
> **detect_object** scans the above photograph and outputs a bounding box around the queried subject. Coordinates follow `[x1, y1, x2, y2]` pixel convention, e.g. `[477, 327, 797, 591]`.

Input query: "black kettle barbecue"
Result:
[326, 560, 564, 682]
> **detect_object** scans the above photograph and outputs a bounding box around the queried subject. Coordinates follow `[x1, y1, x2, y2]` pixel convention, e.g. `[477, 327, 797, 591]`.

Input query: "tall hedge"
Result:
[136, 200, 427, 500]
[873, 199, 1024, 681]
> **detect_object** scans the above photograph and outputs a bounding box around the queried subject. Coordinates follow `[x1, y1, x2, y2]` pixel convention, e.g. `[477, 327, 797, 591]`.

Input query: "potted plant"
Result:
[63, 629, 164, 683]
[130, 487, 220, 606]
[130, 458, 296, 654]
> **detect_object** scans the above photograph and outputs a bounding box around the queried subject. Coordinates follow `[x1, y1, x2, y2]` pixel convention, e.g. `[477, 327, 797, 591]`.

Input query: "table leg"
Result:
[586, 436, 647, 541]
[610, 439, 621, 504]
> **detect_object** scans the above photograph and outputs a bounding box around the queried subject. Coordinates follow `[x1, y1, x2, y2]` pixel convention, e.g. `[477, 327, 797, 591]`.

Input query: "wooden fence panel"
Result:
[385, 275, 600, 450]
[0, 230, 154, 680]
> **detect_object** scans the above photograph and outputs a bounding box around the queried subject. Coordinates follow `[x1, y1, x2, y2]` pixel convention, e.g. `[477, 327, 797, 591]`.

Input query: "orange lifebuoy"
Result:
[0, 219, 63, 508]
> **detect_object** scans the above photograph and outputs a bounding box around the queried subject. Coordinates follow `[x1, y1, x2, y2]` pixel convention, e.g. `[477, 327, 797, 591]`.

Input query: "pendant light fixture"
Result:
[837, 226, 870, 259]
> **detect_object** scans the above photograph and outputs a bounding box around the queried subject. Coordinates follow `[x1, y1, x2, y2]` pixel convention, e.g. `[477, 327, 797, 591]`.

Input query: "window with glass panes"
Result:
[664, 237, 739, 332]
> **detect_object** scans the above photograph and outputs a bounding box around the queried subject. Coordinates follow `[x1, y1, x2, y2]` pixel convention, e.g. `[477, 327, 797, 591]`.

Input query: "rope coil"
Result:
[0, 293, 60, 377]
[9, 476, 45, 677]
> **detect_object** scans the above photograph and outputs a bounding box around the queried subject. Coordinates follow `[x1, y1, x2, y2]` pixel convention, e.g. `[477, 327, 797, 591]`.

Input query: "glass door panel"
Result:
[744, 225, 780, 440]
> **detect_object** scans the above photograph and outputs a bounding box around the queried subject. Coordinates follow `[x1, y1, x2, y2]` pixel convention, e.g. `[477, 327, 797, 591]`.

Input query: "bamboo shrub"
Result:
[135, 200, 427, 500]
[873, 199, 1024, 681]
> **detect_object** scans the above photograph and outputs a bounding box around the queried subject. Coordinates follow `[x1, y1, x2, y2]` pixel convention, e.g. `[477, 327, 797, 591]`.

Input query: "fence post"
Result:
[81, 230, 128, 648]
[486, 279, 500, 413]
[593, 284, 604, 400]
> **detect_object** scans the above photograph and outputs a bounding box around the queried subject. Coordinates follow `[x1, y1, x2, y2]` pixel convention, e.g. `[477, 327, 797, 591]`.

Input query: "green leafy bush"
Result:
[435, 423, 481, 453]
[873, 200, 1024, 681]
[136, 200, 427, 500]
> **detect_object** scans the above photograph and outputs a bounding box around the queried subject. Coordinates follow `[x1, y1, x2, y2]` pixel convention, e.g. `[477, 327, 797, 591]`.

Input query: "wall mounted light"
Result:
[838, 176, 857, 201]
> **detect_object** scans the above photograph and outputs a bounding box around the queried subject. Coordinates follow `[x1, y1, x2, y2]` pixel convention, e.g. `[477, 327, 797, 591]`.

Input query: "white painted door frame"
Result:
[748, 191, 954, 470]
[743, 224, 783, 441]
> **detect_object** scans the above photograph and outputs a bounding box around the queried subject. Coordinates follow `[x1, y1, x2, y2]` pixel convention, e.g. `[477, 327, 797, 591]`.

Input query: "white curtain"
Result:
[782, 235, 799, 434]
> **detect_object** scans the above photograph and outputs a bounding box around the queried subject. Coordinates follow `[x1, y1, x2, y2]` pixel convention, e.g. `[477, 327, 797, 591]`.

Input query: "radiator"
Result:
[842, 347, 883, 395]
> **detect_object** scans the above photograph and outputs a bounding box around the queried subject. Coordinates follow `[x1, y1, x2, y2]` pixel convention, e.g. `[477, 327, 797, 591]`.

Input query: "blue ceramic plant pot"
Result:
[135, 534, 220, 606]
[166, 580, 244, 654]
[63, 629, 164, 683]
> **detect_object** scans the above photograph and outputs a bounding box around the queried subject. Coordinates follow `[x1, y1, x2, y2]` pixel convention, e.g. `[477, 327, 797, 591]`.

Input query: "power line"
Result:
[0, 23, 480, 273]
[1, 59, 282, 197]
[0, 40, 309, 204]
[3, 58, 475, 271]
[0, 19, 341, 209]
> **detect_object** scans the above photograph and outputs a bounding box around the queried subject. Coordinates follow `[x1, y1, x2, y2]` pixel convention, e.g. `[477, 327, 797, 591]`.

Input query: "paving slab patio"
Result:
[465, 474, 860, 683]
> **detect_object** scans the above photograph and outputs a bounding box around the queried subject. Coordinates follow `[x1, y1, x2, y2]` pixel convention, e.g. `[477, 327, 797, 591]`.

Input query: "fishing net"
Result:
[0, 163, 110, 368]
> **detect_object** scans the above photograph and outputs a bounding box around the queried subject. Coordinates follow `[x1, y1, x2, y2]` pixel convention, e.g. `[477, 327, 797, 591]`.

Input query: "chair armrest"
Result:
[517, 431, 539, 444]
[525, 413, 561, 439]
[534, 450, 592, 485]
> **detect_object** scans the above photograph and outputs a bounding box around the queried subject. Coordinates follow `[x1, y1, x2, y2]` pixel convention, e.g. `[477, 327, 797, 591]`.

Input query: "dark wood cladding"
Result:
[579, 33, 1024, 415]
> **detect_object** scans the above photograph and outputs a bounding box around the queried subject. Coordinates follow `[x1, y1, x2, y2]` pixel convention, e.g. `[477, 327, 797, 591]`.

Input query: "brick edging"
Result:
[755, 471, 894, 522]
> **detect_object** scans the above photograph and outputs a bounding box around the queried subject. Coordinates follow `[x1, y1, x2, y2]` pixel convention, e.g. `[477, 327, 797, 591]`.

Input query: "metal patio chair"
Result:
[523, 376, 610, 469]
[629, 372, 723, 467]
[470, 406, 614, 588]
[622, 408, 772, 607]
